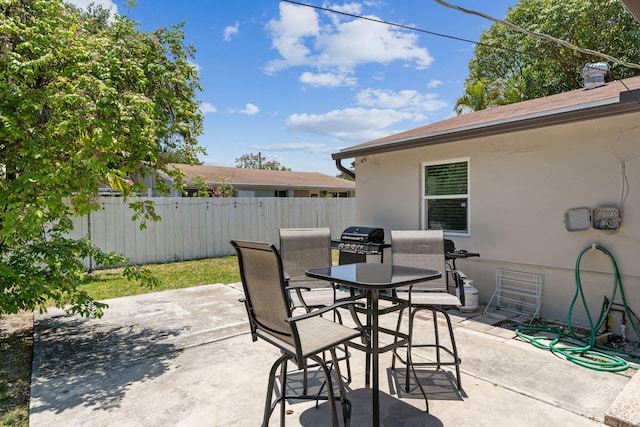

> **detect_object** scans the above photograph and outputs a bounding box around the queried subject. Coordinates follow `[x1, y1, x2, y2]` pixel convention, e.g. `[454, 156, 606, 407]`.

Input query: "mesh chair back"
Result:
[231, 240, 295, 348]
[279, 228, 332, 289]
[391, 229, 447, 291]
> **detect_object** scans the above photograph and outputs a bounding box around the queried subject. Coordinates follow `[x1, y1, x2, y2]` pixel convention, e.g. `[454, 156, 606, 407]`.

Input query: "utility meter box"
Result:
[592, 207, 620, 231]
[564, 207, 621, 232]
[564, 207, 591, 231]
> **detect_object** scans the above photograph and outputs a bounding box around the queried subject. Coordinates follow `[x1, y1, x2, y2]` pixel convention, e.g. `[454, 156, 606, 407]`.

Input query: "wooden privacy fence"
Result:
[69, 197, 356, 269]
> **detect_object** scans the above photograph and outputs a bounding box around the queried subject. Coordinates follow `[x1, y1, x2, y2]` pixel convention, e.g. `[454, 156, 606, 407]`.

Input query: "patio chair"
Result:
[279, 227, 346, 312]
[231, 239, 362, 427]
[390, 229, 464, 395]
[278, 227, 354, 387]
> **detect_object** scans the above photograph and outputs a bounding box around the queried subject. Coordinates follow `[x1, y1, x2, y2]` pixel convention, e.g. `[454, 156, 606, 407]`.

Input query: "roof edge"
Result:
[332, 97, 640, 160]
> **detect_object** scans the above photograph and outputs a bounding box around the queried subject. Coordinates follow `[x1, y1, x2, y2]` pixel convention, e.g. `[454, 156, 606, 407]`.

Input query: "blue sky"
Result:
[67, 0, 517, 176]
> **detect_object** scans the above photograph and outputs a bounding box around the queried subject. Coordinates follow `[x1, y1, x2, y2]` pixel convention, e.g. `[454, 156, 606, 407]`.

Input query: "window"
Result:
[274, 190, 288, 197]
[423, 160, 469, 234]
[328, 192, 349, 198]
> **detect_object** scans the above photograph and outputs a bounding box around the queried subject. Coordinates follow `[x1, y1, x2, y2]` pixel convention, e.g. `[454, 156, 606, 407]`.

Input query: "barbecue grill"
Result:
[332, 226, 390, 264]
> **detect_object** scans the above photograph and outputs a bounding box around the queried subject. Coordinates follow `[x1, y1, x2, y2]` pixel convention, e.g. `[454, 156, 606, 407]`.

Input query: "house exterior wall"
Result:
[354, 112, 640, 338]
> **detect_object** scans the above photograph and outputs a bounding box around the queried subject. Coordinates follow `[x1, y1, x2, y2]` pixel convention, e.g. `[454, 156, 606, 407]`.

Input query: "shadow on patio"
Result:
[29, 283, 636, 426]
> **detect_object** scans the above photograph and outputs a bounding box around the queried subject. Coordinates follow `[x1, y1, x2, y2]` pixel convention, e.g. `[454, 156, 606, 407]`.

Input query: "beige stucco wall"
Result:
[354, 112, 640, 338]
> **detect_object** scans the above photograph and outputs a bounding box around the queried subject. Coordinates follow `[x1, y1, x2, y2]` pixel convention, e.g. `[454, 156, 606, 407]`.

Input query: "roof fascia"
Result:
[620, 0, 640, 22]
[228, 183, 355, 190]
[332, 99, 640, 160]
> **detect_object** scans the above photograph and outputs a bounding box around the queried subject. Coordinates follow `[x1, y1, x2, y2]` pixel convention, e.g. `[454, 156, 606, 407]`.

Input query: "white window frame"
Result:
[421, 158, 470, 236]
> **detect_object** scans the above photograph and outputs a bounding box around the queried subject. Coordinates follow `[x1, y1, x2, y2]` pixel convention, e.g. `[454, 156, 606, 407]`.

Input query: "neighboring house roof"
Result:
[164, 163, 355, 191]
[621, 0, 640, 22]
[333, 76, 640, 160]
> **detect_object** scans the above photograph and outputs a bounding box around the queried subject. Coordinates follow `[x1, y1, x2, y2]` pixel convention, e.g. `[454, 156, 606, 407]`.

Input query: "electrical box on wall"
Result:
[564, 206, 621, 232]
[564, 207, 591, 231]
[592, 207, 620, 231]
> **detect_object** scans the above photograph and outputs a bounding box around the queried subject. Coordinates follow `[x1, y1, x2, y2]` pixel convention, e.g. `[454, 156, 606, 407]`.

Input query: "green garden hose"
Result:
[515, 244, 640, 372]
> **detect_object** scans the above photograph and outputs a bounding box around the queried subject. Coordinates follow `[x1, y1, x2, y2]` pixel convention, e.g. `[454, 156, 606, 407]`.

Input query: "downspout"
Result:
[335, 159, 355, 179]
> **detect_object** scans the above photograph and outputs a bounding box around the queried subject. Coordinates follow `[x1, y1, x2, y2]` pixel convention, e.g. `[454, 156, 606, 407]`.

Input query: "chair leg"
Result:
[330, 347, 351, 427]
[404, 307, 416, 393]
[435, 307, 462, 390]
[405, 307, 430, 412]
[345, 344, 352, 383]
[263, 354, 290, 427]
[391, 305, 407, 369]
[303, 364, 308, 395]
[280, 358, 288, 427]
[334, 310, 353, 384]
[432, 308, 441, 369]
[410, 306, 463, 392]
[310, 354, 340, 427]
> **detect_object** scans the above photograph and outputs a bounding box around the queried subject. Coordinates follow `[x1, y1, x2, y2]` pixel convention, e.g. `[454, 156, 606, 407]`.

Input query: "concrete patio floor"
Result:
[29, 283, 640, 426]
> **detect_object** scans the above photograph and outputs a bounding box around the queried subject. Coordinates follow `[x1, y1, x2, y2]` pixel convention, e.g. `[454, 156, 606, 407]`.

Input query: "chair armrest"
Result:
[453, 269, 467, 281]
[286, 300, 364, 323]
[285, 285, 312, 292]
[285, 285, 313, 312]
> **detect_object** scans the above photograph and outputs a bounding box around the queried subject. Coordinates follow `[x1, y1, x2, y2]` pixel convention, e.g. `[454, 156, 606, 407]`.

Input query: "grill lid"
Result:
[340, 226, 384, 243]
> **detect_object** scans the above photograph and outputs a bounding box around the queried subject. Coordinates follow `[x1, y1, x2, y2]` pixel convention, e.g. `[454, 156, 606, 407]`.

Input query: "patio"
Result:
[29, 283, 639, 426]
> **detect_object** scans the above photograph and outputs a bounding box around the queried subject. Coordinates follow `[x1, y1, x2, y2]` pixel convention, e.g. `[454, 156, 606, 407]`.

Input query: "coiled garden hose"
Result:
[515, 244, 640, 372]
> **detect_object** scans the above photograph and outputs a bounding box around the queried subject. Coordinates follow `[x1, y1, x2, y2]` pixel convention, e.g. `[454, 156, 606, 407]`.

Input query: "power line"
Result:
[280, 0, 521, 56]
[281, 0, 640, 72]
[434, 0, 640, 71]
[280, 0, 640, 105]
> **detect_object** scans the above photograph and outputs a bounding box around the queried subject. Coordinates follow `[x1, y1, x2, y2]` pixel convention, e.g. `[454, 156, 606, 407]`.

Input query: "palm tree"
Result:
[454, 79, 502, 114]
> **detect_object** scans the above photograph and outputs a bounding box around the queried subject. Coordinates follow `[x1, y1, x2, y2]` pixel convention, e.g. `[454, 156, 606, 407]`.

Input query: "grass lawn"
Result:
[0, 255, 242, 427]
[80, 256, 241, 300]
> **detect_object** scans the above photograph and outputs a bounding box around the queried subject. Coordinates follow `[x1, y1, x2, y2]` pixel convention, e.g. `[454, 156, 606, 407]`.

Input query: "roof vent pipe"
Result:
[581, 62, 610, 89]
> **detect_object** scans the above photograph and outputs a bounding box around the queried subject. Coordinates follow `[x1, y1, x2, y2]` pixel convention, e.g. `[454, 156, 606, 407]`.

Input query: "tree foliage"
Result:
[187, 176, 235, 198]
[454, 79, 502, 115]
[457, 0, 640, 113]
[235, 152, 291, 171]
[0, 0, 204, 316]
[160, 148, 203, 165]
[191, 176, 211, 197]
[211, 178, 235, 197]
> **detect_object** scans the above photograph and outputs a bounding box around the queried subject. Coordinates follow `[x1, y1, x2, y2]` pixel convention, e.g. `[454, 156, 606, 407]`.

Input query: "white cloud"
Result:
[200, 102, 217, 114]
[253, 142, 333, 154]
[228, 103, 260, 115]
[223, 21, 240, 42]
[240, 103, 260, 115]
[264, 3, 320, 73]
[285, 107, 413, 142]
[282, 86, 450, 142]
[356, 88, 447, 113]
[299, 71, 357, 88]
[427, 79, 443, 89]
[265, 2, 433, 78]
[315, 17, 433, 70]
[64, 0, 118, 15]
